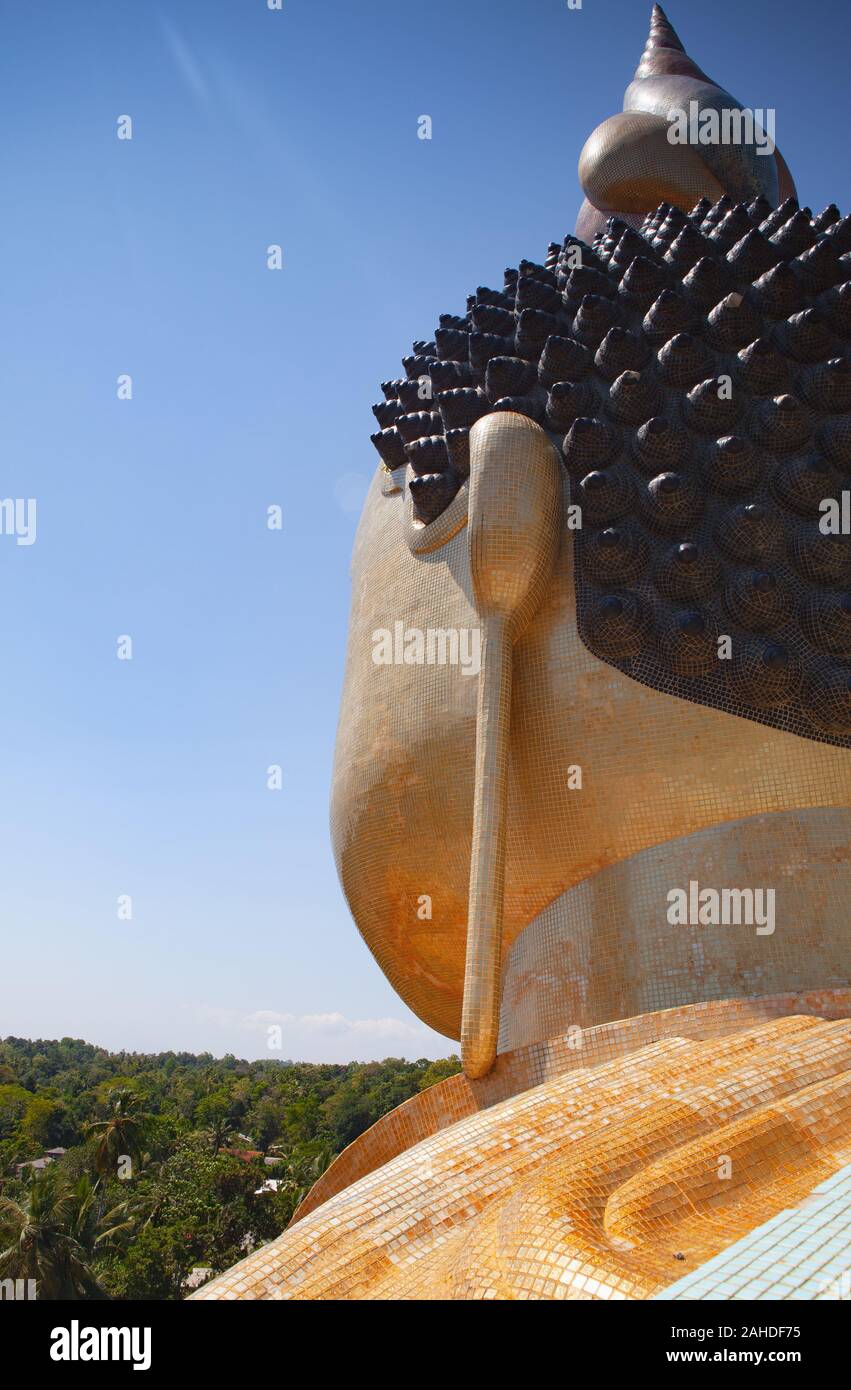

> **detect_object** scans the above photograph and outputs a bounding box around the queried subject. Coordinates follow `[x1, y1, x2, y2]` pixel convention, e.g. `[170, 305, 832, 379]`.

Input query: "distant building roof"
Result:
[16, 1157, 54, 1175]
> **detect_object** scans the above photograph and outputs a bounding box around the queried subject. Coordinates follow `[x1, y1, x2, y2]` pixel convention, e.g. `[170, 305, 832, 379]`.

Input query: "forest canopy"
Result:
[0, 1035, 460, 1299]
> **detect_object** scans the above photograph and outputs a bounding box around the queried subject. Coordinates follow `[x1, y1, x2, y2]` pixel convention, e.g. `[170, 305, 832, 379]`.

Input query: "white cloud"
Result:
[192, 1004, 423, 1042]
[160, 17, 210, 104]
[242, 1009, 422, 1040]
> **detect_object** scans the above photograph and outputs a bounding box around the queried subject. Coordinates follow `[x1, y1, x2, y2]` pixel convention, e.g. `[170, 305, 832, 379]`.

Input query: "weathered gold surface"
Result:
[193, 1003, 851, 1300]
[332, 447, 850, 1040]
[292, 991, 851, 1226]
[203, 4, 849, 1303]
[499, 807, 851, 1052]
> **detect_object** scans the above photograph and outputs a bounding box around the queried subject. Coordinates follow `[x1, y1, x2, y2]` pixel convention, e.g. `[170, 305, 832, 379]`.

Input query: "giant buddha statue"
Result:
[196, 7, 851, 1301]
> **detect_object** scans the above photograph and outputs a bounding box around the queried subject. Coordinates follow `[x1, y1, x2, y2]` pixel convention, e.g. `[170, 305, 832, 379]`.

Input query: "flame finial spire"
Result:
[575, 4, 794, 242]
[633, 4, 712, 83]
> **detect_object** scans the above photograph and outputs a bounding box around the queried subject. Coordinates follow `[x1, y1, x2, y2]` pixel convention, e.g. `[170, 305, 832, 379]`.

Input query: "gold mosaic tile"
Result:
[193, 1002, 851, 1301]
[200, 6, 851, 1301]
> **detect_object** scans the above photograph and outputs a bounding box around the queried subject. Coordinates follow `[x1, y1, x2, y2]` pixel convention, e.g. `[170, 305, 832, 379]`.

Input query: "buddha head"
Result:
[331, 5, 851, 1066]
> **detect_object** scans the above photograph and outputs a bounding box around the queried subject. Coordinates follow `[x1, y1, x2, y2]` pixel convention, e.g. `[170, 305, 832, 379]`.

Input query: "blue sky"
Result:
[0, 0, 848, 1062]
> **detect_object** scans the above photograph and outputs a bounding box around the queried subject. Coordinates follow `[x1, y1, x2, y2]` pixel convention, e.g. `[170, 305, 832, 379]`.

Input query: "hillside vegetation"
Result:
[0, 1036, 460, 1299]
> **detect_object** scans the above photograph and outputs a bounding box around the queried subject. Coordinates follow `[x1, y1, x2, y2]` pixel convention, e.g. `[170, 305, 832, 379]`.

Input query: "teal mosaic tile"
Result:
[654, 1162, 851, 1301]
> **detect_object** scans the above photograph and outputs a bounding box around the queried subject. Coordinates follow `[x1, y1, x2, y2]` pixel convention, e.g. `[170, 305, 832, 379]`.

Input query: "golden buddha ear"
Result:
[461, 413, 562, 1078]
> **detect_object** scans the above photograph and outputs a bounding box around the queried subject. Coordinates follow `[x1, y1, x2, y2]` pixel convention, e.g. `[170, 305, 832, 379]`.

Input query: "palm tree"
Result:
[86, 1087, 150, 1180]
[0, 1165, 106, 1299]
[63, 1172, 129, 1250]
[195, 1091, 235, 1153]
[276, 1146, 333, 1225]
[66, 1173, 99, 1250]
[94, 1154, 164, 1245]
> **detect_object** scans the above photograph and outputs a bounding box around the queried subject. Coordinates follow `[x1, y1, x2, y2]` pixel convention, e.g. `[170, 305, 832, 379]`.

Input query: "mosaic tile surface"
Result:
[201, 6, 851, 1303]
[294, 992, 851, 1224]
[656, 1162, 851, 1300]
[194, 1005, 851, 1301]
[332, 1, 851, 1055]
